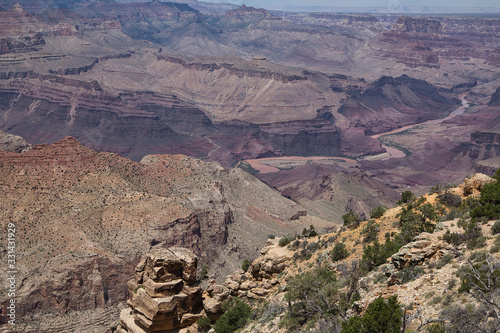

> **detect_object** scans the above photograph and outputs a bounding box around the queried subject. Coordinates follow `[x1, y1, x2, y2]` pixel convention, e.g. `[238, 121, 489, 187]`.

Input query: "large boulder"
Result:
[461, 173, 495, 196]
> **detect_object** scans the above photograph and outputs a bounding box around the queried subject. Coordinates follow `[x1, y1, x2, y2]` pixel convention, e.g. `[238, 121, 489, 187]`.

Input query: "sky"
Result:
[200, 0, 500, 8]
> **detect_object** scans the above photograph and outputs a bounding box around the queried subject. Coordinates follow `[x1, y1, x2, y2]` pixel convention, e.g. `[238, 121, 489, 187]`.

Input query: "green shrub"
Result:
[197, 316, 212, 332]
[361, 235, 405, 272]
[437, 191, 462, 207]
[445, 208, 463, 221]
[447, 278, 457, 290]
[330, 243, 349, 262]
[491, 236, 500, 253]
[430, 184, 443, 194]
[279, 235, 295, 247]
[213, 298, 252, 333]
[440, 304, 496, 333]
[398, 190, 415, 205]
[436, 254, 455, 269]
[306, 242, 319, 253]
[199, 265, 208, 281]
[370, 205, 387, 219]
[398, 203, 437, 243]
[430, 296, 442, 305]
[470, 169, 500, 219]
[396, 265, 424, 284]
[302, 225, 318, 238]
[425, 323, 446, 333]
[457, 255, 500, 298]
[469, 251, 487, 262]
[442, 294, 453, 306]
[283, 267, 339, 329]
[361, 220, 379, 243]
[373, 272, 386, 284]
[241, 258, 251, 272]
[463, 220, 486, 249]
[258, 303, 284, 323]
[341, 295, 402, 333]
[342, 211, 361, 228]
[443, 230, 466, 246]
[492, 220, 500, 235]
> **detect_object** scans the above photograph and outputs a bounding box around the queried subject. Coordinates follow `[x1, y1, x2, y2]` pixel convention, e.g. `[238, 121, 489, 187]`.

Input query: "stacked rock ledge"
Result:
[116, 247, 203, 333]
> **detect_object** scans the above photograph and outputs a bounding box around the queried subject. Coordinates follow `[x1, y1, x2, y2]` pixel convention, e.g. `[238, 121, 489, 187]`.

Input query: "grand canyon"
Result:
[0, 0, 499, 332]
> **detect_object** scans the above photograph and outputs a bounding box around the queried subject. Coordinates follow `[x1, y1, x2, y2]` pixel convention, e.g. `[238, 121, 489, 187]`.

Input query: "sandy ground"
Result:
[244, 156, 357, 173]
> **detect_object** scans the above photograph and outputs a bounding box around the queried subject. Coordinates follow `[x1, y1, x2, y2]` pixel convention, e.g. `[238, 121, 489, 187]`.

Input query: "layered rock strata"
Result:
[117, 247, 203, 332]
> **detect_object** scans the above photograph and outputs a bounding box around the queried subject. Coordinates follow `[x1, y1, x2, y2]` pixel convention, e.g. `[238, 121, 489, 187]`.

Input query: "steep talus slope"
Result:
[0, 137, 313, 331]
[258, 162, 400, 222]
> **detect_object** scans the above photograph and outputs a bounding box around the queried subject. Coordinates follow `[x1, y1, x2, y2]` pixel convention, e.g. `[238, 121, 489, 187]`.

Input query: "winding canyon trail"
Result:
[371, 93, 470, 160]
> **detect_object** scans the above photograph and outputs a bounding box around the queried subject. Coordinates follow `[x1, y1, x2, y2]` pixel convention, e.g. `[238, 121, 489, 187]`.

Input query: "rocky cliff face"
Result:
[0, 138, 231, 323]
[339, 75, 461, 135]
[489, 86, 500, 106]
[121, 177, 500, 333]
[0, 137, 311, 331]
[0, 74, 352, 165]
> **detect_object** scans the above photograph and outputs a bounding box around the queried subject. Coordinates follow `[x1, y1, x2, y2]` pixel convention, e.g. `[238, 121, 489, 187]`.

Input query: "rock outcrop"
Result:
[389, 233, 455, 269]
[338, 75, 461, 135]
[223, 239, 289, 299]
[117, 247, 203, 332]
[461, 173, 495, 196]
[0, 130, 31, 153]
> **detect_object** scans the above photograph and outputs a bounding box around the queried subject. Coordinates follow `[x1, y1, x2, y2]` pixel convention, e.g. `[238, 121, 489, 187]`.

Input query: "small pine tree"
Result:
[370, 205, 387, 219]
[213, 298, 252, 333]
[241, 258, 251, 272]
[398, 190, 415, 205]
[341, 295, 402, 333]
[342, 211, 361, 228]
[330, 243, 349, 262]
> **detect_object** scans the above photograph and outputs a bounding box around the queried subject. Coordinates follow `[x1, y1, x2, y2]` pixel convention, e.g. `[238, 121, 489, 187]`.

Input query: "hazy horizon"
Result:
[199, 0, 500, 7]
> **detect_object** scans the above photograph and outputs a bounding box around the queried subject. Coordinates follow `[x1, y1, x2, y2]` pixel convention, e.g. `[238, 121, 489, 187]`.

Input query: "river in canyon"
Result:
[241, 94, 469, 173]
